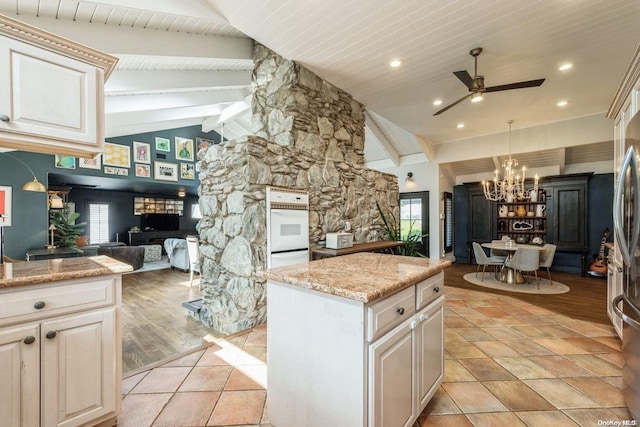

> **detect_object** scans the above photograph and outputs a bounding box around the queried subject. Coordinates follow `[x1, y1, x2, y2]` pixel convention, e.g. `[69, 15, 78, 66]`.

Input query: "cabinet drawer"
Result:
[0, 278, 116, 327]
[416, 271, 444, 310]
[367, 285, 416, 342]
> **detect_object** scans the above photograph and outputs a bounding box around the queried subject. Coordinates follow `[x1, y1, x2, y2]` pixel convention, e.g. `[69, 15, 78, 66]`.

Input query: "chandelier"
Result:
[482, 120, 538, 202]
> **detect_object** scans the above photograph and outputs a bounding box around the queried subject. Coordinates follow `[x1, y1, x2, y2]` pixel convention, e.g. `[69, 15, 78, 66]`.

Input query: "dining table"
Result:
[481, 242, 545, 284]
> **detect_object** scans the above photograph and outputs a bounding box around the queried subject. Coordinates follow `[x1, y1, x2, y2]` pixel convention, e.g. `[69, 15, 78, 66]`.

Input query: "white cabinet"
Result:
[0, 13, 117, 157]
[368, 296, 444, 427]
[267, 270, 445, 427]
[607, 260, 624, 338]
[0, 275, 121, 427]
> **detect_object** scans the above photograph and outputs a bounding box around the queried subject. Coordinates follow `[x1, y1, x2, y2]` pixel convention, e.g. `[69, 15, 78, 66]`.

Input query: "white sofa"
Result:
[164, 238, 190, 271]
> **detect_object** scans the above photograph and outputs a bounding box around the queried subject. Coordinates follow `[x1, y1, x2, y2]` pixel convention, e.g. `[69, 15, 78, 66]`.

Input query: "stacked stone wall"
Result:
[197, 44, 398, 334]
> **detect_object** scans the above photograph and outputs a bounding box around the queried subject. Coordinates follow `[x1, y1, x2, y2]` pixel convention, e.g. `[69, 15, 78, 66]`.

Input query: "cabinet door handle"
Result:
[410, 320, 418, 330]
[45, 331, 57, 339]
[396, 307, 405, 315]
[23, 336, 36, 345]
[0, 115, 9, 122]
[433, 286, 440, 293]
[419, 314, 427, 322]
[34, 301, 46, 309]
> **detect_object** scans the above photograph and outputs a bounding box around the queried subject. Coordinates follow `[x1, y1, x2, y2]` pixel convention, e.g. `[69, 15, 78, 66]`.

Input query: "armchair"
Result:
[164, 238, 190, 271]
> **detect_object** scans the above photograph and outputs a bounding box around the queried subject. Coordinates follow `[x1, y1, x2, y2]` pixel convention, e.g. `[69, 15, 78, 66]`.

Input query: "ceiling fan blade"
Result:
[484, 78, 545, 93]
[433, 93, 472, 116]
[453, 70, 474, 89]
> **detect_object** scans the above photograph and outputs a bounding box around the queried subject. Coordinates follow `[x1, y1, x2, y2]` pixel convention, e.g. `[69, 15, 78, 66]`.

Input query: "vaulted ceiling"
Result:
[2, 0, 639, 182]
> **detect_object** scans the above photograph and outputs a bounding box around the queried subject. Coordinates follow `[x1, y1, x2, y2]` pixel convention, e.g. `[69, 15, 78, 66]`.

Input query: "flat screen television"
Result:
[141, 213, 180, 231]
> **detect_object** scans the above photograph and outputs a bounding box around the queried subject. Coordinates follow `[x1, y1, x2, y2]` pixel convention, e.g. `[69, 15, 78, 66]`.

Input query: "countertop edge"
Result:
[0, 256, 133, 289]
[262, 254, 451, 303]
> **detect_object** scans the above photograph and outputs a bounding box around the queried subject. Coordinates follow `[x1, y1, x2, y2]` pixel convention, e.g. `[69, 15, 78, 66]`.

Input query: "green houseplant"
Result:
[376, 201, 427, 257]
[50, 208, 87, 247]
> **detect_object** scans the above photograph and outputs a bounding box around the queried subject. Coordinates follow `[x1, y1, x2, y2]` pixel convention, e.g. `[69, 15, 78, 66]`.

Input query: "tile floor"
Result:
[117, 286, 634, 427]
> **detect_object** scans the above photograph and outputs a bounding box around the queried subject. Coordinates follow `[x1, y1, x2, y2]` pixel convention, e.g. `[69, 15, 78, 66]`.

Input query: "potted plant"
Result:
[375, 201, 427, 257]
[49, 207, 87, 247]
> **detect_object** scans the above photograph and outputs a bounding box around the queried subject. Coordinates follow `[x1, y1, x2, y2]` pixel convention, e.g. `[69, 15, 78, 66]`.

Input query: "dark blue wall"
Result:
[70, 188, 199, 244]
[453, 173, 614, 275]
[0, 125, 219, 259]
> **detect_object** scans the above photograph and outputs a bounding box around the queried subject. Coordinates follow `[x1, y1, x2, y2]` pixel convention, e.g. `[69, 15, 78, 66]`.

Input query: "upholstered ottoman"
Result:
[140, 244, 162, 262]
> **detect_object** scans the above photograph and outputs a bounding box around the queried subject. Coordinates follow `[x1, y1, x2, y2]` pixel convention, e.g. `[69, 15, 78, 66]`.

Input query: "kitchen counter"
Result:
[0, 255, 133, 288]
[266, 252, 449, 426]
[262, 252, 451, 302]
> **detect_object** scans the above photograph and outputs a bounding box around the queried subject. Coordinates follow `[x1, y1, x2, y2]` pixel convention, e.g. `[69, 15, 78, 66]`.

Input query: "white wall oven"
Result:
[266, 187, 309, 268]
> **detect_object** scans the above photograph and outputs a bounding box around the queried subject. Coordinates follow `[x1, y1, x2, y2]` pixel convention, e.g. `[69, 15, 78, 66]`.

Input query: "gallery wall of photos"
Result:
[51, 124, 222, 188]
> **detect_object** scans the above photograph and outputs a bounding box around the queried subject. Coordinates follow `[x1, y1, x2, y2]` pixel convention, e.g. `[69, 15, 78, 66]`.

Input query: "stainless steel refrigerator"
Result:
[613, 113, 640, 421]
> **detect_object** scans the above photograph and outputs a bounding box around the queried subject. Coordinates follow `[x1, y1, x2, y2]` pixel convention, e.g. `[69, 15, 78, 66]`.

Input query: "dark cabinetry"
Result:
[462, 173, 591, 272]
[496, 201, 547, 243]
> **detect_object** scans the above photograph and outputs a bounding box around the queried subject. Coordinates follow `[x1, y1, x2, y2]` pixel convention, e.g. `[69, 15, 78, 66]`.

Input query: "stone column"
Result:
[197, 44, 399, 335]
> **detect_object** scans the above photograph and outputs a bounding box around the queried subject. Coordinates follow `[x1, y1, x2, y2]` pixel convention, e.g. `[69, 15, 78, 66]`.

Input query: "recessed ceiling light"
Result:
[559, 63, 573, 71]
[433, 99, 442, 106]
[457, 123, 465, 129]
[557, 100, 568, 107]
[390, 59, 402, 68]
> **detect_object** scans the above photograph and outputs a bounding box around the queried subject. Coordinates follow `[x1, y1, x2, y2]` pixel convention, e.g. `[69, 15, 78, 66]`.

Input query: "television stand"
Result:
[128, 230, 195, 247]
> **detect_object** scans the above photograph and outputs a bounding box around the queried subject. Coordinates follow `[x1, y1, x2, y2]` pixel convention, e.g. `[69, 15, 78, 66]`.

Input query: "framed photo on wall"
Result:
[175, 137, 194, 161]
[78, 154, 102, 169]
[154, 161, 178, 182]
[0, 185, 12, 226]
[104, 142, 131, 167]
[155, 137, 170, 152]
[135, 164, 151, 178]
[133, 141, 151, 164]
[54, 155, 75, 169]
[181, 162, 195, 180]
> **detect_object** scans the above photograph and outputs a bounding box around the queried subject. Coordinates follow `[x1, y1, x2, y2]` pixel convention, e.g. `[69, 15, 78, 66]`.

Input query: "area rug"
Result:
[462, 272, 570, 295]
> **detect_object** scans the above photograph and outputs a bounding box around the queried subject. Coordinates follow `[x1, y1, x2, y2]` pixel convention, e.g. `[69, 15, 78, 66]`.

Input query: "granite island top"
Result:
[0, 255, 133, 289]
[261, 252, 451, 303]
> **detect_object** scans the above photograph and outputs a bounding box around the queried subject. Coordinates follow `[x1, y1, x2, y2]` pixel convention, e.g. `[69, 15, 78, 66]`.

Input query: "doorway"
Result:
[399, 192, 429, 257]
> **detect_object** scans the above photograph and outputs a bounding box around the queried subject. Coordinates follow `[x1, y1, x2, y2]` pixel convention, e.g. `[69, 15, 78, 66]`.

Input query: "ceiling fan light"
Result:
[471, 92, 483, 103]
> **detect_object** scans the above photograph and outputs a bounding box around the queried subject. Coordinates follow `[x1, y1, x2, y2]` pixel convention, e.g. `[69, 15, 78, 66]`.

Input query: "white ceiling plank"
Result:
[365, 112, 400, 167]
[8, 15, 253, 59]
[107, 103, 226, 129]
[104, 89, 248, 114]
[92, 0, 227, 24]
[217, 98, 251, 123]
[105, 70, 251, 93]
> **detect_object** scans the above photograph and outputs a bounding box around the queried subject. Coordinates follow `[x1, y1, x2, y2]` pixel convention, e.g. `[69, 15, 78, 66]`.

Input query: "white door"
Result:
[41, 309, 118, 427]
[415, 298, 444, 410]
[0, 323, 40, 427]
[269, 209, 309, 252]
[368, 318, 415, 427]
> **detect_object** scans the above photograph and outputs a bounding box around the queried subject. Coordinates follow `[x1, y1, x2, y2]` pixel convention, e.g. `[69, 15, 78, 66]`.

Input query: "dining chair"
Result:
[472, 242, 504, 281]
[505, 247, 540, 285]
[490, 236, 511, 261]
[186, 236, 201, 288]
[538, 243, 557, 284]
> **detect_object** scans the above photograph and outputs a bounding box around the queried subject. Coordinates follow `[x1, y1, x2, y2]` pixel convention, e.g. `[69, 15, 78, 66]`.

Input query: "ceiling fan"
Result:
[434, 47, 545, 116]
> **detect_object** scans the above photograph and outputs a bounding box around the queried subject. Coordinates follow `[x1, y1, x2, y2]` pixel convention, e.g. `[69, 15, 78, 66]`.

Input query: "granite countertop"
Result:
[0, 256, 133, 289]
[262, 252, 451, 303]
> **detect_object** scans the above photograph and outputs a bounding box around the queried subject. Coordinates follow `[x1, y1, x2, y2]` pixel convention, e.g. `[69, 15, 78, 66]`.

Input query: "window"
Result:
[443, 192, 453, 253]
[89, 203, 110, 244]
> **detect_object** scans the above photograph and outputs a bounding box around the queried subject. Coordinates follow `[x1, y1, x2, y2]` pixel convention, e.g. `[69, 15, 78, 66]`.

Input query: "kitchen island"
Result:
[0, 255, 132, 427]
[263, 252, 451, 427]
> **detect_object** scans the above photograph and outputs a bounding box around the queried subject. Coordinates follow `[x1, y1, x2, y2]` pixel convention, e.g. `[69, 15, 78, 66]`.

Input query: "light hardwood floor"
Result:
[121, 268, 225, 374]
